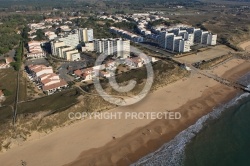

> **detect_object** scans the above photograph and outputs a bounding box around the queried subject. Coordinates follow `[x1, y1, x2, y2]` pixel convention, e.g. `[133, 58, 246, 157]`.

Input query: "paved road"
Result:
[58, 54, 96, 82]
[137, 42, 174, 57]
[13, 71, 20, 125]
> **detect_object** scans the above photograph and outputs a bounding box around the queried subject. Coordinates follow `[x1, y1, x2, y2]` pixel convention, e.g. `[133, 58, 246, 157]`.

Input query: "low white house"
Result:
[125, 57, 143, 68]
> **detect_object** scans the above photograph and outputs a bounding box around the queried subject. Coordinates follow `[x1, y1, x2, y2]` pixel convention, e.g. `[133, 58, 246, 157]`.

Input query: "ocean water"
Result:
[132, 74, 250, 166]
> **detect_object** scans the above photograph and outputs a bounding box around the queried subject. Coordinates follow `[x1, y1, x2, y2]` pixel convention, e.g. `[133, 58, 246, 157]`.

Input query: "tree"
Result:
[34, 29, 45, 41]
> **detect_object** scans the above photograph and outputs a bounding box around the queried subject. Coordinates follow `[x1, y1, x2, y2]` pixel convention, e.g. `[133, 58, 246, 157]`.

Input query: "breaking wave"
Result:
[131, 92, 250, 166]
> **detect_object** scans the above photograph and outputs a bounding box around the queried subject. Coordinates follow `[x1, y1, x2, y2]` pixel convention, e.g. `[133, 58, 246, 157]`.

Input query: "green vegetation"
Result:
[0, 16, 21, 54]
[149, 19, 171, 27]
[34, 29, 46, 41]
[83, 60, 189, 97]
[195, 54, 233, 70]
[10, 41, 23, 71]
[0, 68, 17, 105]
[2, 89, 12, 96]
[17, 88, 80, 115]
[0, 14, 43, 56]
[113, 21, 137, 31]
[75, 17, 117, 39]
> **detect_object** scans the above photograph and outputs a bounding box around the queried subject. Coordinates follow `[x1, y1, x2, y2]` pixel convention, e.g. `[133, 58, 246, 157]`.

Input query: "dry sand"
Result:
[238, 40, 250, 51]
[0, 59, 250, 166]
[175, 45, 233, 64]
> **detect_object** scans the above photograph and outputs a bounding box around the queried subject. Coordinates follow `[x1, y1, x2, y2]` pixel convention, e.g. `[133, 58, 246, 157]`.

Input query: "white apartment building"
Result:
[78, 28, 94, 42]
[174, 39, 191, 53]
[207, 33, 217, 46]
[59, 32, 80, 48]
[93, 38, 130, 59]
[82, 42, 94, 52]
[51, 41, 65, 56]
[158, 32, 167, 48]
[158, 27, 216, 52]
[64, 49, 80, 61]
[58, 46, 74, 58]
[166, 33, 175, 51]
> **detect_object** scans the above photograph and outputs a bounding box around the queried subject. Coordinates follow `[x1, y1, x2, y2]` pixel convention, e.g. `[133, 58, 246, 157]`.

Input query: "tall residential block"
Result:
[79, 28, 94, 42]
[93, 38, 130, 59]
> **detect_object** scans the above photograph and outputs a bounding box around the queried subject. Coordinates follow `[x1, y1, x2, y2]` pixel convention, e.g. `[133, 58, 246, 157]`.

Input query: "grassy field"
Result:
[0, 106, 13, 124]
[0, 68, 17, 106]
[17, 88, 81, 115]
[18, 72, 27, 102]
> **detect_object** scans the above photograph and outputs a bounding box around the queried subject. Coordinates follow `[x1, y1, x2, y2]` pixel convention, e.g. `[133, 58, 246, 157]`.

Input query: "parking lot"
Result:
[25, 58, 50, 66]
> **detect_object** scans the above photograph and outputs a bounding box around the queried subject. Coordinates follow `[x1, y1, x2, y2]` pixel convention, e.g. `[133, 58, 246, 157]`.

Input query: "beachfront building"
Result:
[186, 27, 217, 46]
[158, 27, 217, 52]
[93, 38, 130, 59]
[174, 39, 191, 53]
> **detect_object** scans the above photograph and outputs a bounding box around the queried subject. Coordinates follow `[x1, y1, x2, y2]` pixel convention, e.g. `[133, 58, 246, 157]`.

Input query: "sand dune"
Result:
[238, 40, 250, 51]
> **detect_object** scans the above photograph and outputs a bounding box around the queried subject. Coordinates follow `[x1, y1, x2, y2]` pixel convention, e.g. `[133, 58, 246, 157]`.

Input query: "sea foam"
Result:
[131, 92, 250, 166]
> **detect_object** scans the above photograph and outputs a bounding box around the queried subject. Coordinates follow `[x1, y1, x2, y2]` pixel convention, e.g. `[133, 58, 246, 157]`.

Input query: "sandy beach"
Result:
[0, 58, 250, 166]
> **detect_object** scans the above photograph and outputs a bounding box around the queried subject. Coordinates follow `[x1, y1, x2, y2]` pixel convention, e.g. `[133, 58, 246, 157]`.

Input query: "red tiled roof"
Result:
[42, 80, 67, 91]
[74, 70, 82, 77]
[131, 57, 142, 63]
[5, 57, 14, 64]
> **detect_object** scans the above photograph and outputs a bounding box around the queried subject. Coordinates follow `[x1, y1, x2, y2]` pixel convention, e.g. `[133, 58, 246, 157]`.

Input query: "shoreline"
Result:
[66, 59, 250, 166]
[66, 84, 238, 166]
[0, 59, 249, 166]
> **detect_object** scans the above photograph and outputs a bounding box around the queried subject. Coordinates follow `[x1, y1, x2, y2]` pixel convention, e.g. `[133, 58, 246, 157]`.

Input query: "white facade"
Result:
[71, 53, 81, 61]
[51, 41, 65, 56]
[82, 42, 94, 52]
[79, 28, 94, 42]
[64, 49, 79, 61]
[158, 27, 216, 52]
[59, 32, 79, 48]
[207, 34, 217, 46]
[58, 46, 73, 58]
[94, 38, 130, 59]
